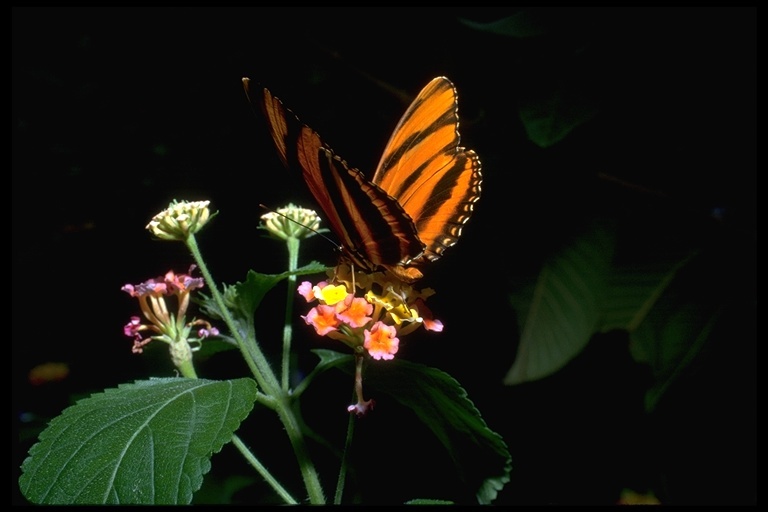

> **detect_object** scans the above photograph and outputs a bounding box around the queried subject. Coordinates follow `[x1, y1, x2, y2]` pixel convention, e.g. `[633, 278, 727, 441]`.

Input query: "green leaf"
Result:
[290, 348, 352, 400]
[194, 337, 239, 359]
[633, 301, 724, 411]
[504, 213, 708, 393]
[198, 263, 329, 345]
[600, 260, 686, 333]
[462, 8, 601, 148]
[312, 347, 355, 370]
[202, 262, 328, 322]
[405, 498, 456, 505]
[504, 221, 615, 385]
[20, 377, 258, 505]
[628, 249, 738, 411]
[519, 91, 599, 148]
[327, 352, 511, 504]
[459, 10, 551, 38]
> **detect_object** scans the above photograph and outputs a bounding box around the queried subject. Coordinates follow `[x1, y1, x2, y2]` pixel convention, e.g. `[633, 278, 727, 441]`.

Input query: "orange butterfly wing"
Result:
[372, 76, 482, 264]
[243, 78, 425, 279]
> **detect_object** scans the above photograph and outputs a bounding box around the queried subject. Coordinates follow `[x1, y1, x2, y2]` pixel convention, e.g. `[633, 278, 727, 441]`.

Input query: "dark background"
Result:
[13, 7, 755, 505]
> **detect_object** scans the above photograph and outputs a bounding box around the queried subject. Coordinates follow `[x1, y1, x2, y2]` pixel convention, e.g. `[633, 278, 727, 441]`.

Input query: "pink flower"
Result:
[415, 298, 444, 332]
[298, 280, 322, 302]
[364, 321, 399, 361]
[335, 295, 373, 328]
[121, 267, 217, 354]
[302, 305, 341, 336]
[347, 399, 375, 417]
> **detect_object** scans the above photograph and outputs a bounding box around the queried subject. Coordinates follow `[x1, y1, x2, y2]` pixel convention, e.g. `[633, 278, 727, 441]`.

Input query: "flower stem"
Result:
[281, 236, 300, 391]
[185, 234, 279, 395]
[231, 434, 298, 505]
[185, 234, 325, 504]
[175, 355, 198, 379]
[276, 398, 327, 504]
[334, 407, 356, 504]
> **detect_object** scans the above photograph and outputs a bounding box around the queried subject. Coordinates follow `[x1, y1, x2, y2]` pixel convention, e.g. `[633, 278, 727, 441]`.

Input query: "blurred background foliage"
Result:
[13, 7, 755, 505]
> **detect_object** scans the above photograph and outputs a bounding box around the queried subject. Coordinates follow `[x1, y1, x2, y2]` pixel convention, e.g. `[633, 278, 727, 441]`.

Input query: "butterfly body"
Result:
[243, 76, 481, 283]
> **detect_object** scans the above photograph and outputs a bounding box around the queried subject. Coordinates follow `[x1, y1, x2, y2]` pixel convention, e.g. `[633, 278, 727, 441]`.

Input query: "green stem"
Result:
[231, 434, 298, 505]
[282, 236, 300, 391]
[175, 355, 198, 379]
[178, 364, 293, 503]
[171, 339, 293, 502]
[254, 391, 279, 410]
[185, 234, 325, 504]
[185, 235, 279, 396]
[275, 396, 326, 504]
[334, 407, 356, 504]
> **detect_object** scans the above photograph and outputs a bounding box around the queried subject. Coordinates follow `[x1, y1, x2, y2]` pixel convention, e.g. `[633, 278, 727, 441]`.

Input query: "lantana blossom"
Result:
[300, 268, 443, 354]
[301, 305, 341, 336]
[364, 322, 399, 361]
[335, 295, 373, 328]
[121, 266, 218, 363]
[260, 203, 322, 241]
[146, 200, 213, 241]
[298, 266, 444, 415]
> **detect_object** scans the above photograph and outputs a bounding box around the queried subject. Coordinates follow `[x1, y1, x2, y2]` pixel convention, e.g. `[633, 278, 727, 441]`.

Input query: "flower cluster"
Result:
[121, 267, 218, 365]
[299, 268, 443, 358]
[146, 200, 213, 241]
[260, 203, 322, 241]
[298, 266, 443, 415]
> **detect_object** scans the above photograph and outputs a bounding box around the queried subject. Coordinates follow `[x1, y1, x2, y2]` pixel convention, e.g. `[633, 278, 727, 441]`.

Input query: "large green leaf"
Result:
[316, 350, 511, 504]
[632, 301, 724, 411]
[503, 213, 710, 404]
[502, 207, 743, 419]
[20, 377, 258, 505]
[600, 260, 686, 332]
[628, 248, 740, 411]
[504, 222, 615, 385]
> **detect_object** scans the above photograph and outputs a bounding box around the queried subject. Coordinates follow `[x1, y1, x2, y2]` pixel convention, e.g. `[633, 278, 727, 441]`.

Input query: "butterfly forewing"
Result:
[257, 85, 292, 167]
[243, 78, 425, 274]
[372, 76, 482, 262]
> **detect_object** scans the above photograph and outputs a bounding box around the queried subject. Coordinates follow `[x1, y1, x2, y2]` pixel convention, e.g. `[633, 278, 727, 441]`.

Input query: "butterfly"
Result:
[242, 76, 481, 283]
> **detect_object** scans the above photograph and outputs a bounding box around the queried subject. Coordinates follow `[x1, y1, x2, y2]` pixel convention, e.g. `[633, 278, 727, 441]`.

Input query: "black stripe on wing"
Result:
[307, 143, 425, 270]
[244, 78, 424, 272]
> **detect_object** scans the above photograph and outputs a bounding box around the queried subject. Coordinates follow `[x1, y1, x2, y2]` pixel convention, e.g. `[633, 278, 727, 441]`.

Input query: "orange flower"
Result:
[335, 295, 373, 328]
[363, 322, 399, 361]
[302, 305, 341, 336]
